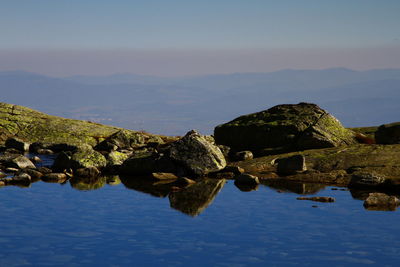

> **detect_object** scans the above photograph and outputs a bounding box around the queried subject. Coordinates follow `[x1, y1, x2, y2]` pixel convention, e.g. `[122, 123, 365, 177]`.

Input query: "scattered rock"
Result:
[296, 196, 335, 202]
[276, 155, 306, 176]
[6, 155, 36, 169]
[52, 146, 106, 171]
[169, 130, 226, 176]
[214, 103, 356, 153]
[375, 122, 400, 144]
[22, 169, 43, 179]
[6, 173, 31, 186]
[5, 137, 30, 152]
[234, 173, 260, 186]
[363, 193, 400, 211]
[94, 130, 146, 152]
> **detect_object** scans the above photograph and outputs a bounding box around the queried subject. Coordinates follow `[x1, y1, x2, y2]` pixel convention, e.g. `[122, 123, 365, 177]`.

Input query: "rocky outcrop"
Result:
[0, 102, 171, 147]
[375, 122, 400, 144]
[214, 103, 356, 154]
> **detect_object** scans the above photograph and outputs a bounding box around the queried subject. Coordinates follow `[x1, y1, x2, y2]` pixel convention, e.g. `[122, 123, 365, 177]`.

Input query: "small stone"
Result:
[7, 155, 36, 169]
[30, 156, 42, 163]
[235, 173, 260, 185]
[22, 169, 43, 179]
[276, 155, 307, 175]
[5, 167, 19, 173]
[296, 196, 335, 202]
[363, 193, 400, 211]
[151, 172, 178, 180]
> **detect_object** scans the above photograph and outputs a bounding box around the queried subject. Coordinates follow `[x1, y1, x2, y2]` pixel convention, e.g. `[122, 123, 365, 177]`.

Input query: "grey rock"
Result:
[7, 155, 36, 169]
[169, 130, 226, 176]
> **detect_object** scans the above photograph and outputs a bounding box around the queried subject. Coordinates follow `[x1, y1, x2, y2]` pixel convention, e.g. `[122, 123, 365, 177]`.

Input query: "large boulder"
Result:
[375, 122, 400, 144]
[169, 130, 227, 176]
[214, 103, 356, 154]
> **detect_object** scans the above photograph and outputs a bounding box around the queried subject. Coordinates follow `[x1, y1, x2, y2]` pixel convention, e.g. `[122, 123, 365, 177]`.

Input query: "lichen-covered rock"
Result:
[169, 130, 226, 176]
[375, 122, 400, 144]
[349, 171, 386, 187]
[52, 146, 106, 171]
[214, 103, 356, 154]
[0, 102, 169, 148]
[106, 151, 130, 166]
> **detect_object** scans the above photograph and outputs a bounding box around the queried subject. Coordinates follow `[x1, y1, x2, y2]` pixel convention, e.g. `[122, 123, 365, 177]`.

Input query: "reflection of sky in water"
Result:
[1, 173, 400, 266]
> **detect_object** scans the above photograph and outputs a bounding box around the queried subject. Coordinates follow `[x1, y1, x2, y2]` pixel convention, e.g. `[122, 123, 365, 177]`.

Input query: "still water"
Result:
[1, 156, 400, 266]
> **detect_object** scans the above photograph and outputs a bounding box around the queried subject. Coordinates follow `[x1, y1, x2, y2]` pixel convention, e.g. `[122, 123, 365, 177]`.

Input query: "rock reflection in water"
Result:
[261, 179, 326, 195]
[70, 176, 106, 191]
[120, 176, 173, 198]
[169, 179, 226, 216]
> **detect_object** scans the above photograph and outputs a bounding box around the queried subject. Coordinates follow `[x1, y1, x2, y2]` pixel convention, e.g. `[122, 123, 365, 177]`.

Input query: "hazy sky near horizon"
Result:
[1, 0, 400, 76]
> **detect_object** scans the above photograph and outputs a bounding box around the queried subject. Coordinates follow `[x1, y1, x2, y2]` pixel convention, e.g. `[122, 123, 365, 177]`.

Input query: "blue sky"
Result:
[0, 0, 399, 75]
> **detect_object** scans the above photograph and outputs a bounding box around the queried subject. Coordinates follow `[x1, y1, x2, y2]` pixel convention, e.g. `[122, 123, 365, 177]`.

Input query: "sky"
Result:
[0, 0, 399, 76]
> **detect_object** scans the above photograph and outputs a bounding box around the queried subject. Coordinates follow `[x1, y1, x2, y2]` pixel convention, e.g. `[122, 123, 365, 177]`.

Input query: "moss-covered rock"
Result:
[214, 103, 356, 154]
[0, 102, 172, 147]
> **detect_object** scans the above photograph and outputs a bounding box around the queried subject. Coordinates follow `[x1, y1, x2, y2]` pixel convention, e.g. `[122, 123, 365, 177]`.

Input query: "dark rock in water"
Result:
[75, 167, 100, 178]
[120, 152, 176, 175]
[375, 122, 400, 144]
[214, 103, 356, 154]
[41, 173, 68, 183]
[233, 151, 253, 161]
[7, 173, 31, 186]
[5, 137, 30, 152]
[52, 146, 106, 171]
[169, 179, 226, 216]
[22, 169, 43, 179]
[169, 130, 226, 176]
[349, 171, 386, 188]
[296, 196, 335, 202]
[234, 173, 260, 186]
[276, 155, 307, 176]
[363, 193, 400, 211]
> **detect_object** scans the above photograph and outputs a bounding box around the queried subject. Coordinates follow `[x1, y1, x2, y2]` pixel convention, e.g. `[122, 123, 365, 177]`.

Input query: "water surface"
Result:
[1, 156, 400, 266]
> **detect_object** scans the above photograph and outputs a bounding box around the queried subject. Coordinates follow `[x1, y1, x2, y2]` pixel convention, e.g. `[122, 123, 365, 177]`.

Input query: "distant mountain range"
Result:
[1, 68, 399, 135]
